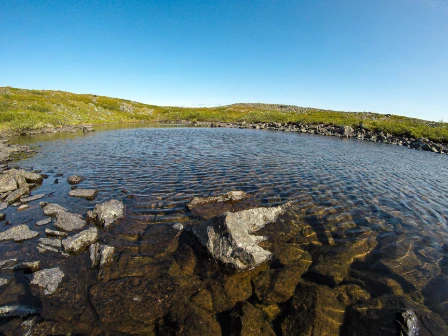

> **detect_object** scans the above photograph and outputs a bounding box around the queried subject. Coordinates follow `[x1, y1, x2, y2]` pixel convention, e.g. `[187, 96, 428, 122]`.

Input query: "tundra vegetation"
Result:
[1, 87, 447, 143]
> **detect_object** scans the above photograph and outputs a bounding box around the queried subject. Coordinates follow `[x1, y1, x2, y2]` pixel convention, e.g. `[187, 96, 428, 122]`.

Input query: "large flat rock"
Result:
[87, 199, 125, 229]
[62, 227, 99, 253]
[54, 210, 87, 232]
[27, 267, 65, 295]
[68, 188, 98, 200]
[0, 224, 39, 242]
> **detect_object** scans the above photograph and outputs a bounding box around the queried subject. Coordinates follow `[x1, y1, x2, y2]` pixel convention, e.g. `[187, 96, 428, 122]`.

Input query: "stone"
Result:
[229, 301, 275, 336]
[421, 274, 448, 321]
[8, 168, 43, 183]
[193, 204, 290, 270]
[62, 227, 99, 253]
[67, 175, 85, 184]
[187, 191, 249, 209]
[0, 258, 18, 269]
[42, 203, 67, 216]
[0, 213, 5, 221]
[13, 261, 41, 272]
[187, 191, 252, 219]
[0, 224, 39, 242]
[20, 193, 45, 203]
[54, 210, 87, 232]
[345, 295, 448, 335]
[0, 202, 7, 210]
[5, 185, 29, 204]
[45, 228, 68, 237]
[27, 267, 64, 295]
[94, 244, 115, 281]
[0, 174, 17, 193]
[340, 125, 354, 137]
[0, 305, 40, 318]
[68, 188, 98, 200]
[17, 204, 31, 211]
[281, 282, 346, 336]
[36, 217, 52, 226]
[38, 238, 62, 249]
[173, 222, 184, 231]
[0, 276, 11, 287]
[87, 199, 125, 229]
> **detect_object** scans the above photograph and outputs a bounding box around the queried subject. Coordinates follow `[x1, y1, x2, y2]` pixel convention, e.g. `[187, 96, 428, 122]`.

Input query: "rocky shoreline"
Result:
[185, 120, 448, 155]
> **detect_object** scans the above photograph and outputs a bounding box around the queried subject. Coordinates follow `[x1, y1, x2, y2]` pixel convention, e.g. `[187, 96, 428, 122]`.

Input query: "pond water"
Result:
[1, 126, 447, 335]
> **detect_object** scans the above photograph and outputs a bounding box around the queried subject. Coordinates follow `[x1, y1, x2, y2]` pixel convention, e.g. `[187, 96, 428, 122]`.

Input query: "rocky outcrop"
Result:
[189, 121, 448, 155]
[87, 199, 125, 229]
[0, 224, 38, 242]
[62, 227, 99, 253]
[193, 203, 290, 270]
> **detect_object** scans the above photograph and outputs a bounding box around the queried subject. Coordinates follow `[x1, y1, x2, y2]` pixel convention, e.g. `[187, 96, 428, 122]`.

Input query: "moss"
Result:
[0, 86, 447, 143]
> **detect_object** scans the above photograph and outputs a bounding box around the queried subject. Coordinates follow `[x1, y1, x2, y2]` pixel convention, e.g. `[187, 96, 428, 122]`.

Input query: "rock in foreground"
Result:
[28, 267, 65, 295]
[193, 203, 289, 270]
[0, 224, 38, 242]
[87, 199, 125, 229]
[54, 210, 87, 232]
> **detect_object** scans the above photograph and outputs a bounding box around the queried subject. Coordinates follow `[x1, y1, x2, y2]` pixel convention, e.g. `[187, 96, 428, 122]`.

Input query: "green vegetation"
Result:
[1, 87, 447, 143]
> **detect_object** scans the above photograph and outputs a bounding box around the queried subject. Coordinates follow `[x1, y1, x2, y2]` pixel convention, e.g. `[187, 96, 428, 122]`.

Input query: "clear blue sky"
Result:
[1, 0, 447, 121]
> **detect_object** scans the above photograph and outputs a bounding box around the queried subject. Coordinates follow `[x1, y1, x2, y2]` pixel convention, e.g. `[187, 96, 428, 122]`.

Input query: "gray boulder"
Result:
[67, 175, 85, 184]
[87, 199, 125, 229]
[54, 210, 87, 232]
[27, 267, 64, 295]
[193, 204, 290, 270]
[42, 203, 67, 216]
[62, 227, 99, 253]
[0, 224, 39, 242]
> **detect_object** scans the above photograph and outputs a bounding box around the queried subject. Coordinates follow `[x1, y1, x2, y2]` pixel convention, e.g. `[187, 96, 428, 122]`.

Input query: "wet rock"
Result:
[5, 185, 29, 204]
[253, 256, 312, 304]
[42, 202, 67, 216]
[67, 174, 85, 184]
[140, 224, 182, 258]
[229, 301, 275, 336]
[14, 261, 41, 272]
[340, 125, 354, 137]
[344, 295, 448, 336]
[45, 228, 68, 237]
[0, 258, 18, 269]
[36, 217, 52, 226]
[87, 199, 125, 229]
[0, 174, 17, 193]
[0, 305, 40, 318]
[18, 204, 31, 211]
[187, 190, 251, 219]
[0, 202, 7, 210]
[0, 276, 12, 287]
[281, 282, 346, 336]
[68, 188, 98, 200]
[62, 227, 98, 253]
[0, 213, 5, 221]
[160, 303, 222, 336]
[421, 274, 448, 321]
[90, 277, 178, 333]
[193, 204, 289, 270]
[8, 168, 43, 183]
[27, 267, 65, 295]
[398, 309, 419, 336]
[0, 224, 39, 242]
[20, 193, 45, 203]
[90, 243, 115, 280]
[173, 222, 184, 231]
[54, 210, 87, 232]
[19, 318, 69, 336]
[38, 238, 62, 249]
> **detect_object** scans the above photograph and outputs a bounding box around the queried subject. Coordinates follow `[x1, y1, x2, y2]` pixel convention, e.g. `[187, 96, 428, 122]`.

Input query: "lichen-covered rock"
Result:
[42, 203, 67, 216]
[54, 210, 87, 232]
[68, 188, 98, 200]
[0, 224, 38, 242]
[62, 227, 98, 253]
[27, 267, 65, 295]
[5, 185, 29, 204]
[193, 204, 289, 270]
[87, 199, 125, 229]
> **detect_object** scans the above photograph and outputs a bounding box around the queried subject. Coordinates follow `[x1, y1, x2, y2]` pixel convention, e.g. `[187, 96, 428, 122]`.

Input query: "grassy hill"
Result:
[1, 87, 447, 143]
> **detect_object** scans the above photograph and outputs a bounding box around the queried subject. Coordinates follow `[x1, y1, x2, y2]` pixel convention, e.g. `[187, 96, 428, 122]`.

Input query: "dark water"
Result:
[1, 126, 447, 334]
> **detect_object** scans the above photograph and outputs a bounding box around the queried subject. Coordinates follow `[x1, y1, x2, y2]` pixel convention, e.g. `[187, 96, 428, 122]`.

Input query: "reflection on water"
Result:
[1, 127, 447, 334]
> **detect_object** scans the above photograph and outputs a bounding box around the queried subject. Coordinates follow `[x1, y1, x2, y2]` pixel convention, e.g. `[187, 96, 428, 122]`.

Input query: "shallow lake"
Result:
[1, 126, 447, 334]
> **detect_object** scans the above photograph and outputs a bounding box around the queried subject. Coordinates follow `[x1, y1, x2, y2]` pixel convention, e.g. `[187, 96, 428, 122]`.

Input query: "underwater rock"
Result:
[20, 193, 45, 203]
[229, 301, 275, 336]
[87, 199, 125, 229]
[193, 204, 289, 270]
[36, 217, 52, 226]
[0, 305, 40, 318]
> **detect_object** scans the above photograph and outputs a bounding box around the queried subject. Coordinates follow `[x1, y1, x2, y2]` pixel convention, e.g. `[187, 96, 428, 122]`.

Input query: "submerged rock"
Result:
[62, 227, 99, 253]
[54, 210, 87, 232]
[45, 228, 68, 237]
[87, 199, 125, 229]
[193, 204, 289, 270]
[0, 304, 40, 318]
[36, 217, 52, 226]
[68, 188, 98, 200]
[0, 224, 39, 242]
[28, 267, 65, 295]
[229, 301, 275, 336]
[90, 243, 115, 280]
[187, 191, 249, 209]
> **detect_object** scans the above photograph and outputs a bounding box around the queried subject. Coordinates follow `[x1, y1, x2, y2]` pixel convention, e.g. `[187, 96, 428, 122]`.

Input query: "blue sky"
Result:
[1, 0, 447, 121]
